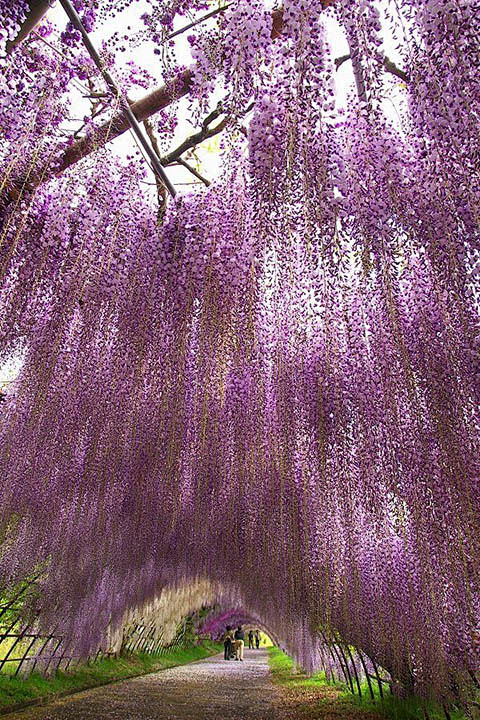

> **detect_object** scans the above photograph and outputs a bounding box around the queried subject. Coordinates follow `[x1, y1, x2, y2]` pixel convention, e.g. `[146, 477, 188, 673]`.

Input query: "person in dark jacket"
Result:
[223, 625, 234, 660]
[255, 629, 260, 649]
[234, 625, 245, 661]
[248, 629, 254, 649]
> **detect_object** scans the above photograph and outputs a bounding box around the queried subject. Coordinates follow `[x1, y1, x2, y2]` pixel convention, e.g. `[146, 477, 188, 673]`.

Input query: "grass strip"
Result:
[268, 646, 376, 719]
[268, 647, 469, 720]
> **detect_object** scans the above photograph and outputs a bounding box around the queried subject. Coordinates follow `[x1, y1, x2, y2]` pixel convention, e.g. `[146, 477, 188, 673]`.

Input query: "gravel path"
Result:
[6, 649, 280, 720]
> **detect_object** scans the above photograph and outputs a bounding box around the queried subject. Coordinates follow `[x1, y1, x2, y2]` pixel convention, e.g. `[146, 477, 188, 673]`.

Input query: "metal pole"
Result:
[58, 0, 177, 198]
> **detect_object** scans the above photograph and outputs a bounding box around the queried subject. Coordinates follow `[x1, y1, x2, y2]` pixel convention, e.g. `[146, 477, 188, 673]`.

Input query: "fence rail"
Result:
[0, 594, 208, 680]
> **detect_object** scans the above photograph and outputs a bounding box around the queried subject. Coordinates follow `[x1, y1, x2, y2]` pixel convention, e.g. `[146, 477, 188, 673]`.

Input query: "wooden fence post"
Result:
[344, 643, 362, 697]
[335, 640, 355, 694]
[356, 648, 375, 700]
[370, 657, 385, 699]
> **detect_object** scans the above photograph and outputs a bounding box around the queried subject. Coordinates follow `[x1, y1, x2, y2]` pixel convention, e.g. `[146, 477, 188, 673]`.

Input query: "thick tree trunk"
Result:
[57, 69, 194, 177]
[5, 69, 194, 201]
[5, 0, 51, 54]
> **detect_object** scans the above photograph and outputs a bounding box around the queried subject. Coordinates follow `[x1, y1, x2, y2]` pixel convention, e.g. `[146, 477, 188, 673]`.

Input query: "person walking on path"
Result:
[248, 629, 254, 649]
[234, 625, 245, 661]
[255, 630, 260, 649]
[223, 625, 235, 660]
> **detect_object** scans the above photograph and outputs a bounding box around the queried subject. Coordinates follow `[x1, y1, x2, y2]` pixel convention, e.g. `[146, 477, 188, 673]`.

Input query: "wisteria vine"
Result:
[0, 0, 479, 711]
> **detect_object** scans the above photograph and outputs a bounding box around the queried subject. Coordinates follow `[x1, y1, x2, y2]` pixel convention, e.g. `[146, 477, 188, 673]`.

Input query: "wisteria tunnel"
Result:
[0, 0, 479, 717]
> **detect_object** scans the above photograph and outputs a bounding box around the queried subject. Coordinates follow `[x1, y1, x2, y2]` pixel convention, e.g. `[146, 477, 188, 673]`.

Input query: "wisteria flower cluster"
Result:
[0, 0, 478, 712]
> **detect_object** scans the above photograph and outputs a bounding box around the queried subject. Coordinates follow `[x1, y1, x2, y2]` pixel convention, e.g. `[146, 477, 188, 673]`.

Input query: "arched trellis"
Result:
[0, 583, 412, 708]
[198, 607, 282, 648]
[0, 578, 216, 675]
[0, 2, 478, 716]
[195, 604, 392, 700]
[0, 572, 387, 695]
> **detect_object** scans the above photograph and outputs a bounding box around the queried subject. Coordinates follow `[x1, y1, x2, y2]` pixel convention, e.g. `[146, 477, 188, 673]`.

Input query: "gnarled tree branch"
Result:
[168, 3, 233, 40]
[335, 53, 409, 84]
[6, 69, 194, 201]
[175, 158, 211, 187]
[161, 113, 227, 166]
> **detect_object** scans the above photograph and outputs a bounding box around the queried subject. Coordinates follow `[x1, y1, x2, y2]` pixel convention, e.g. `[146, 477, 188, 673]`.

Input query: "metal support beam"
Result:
[58, 0, 176, 198]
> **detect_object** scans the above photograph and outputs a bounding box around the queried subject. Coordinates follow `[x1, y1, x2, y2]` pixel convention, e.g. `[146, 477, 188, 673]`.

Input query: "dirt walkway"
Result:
[5, 649, 280, 720]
